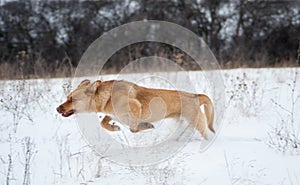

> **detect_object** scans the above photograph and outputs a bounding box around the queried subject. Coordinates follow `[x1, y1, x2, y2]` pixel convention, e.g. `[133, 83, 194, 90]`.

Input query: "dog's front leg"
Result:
[100, 115, 120, 131]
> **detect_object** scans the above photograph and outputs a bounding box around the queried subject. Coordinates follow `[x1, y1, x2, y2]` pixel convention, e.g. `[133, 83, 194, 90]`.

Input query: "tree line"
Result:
[0, 0, 299, 79]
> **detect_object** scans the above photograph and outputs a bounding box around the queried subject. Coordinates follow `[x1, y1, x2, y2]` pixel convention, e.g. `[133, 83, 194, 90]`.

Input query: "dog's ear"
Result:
[85, 80, 102, 95]
[78, 79, 91, 88]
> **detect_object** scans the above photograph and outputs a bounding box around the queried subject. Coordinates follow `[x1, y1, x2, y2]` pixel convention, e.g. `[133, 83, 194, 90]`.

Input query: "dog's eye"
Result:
[69, 97, 76, 102]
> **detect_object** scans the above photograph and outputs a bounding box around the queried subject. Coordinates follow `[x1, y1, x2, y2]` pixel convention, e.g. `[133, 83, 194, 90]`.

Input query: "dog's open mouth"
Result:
[62, 109, 75, 117]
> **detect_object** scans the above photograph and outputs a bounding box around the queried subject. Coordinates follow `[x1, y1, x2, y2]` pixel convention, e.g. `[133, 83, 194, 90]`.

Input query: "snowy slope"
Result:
[0, 68, 299, 185]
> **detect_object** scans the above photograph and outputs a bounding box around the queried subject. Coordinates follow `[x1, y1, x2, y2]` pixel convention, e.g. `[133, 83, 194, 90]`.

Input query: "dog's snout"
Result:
[56, 106, 63, 113]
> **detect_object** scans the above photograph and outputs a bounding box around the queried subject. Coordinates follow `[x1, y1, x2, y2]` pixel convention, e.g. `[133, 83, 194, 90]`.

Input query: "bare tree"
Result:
[0, 0, 299, 79]
[22, 137, 37, 185]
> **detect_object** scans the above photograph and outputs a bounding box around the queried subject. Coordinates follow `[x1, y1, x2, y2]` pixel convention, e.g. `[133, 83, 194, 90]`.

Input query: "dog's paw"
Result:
[114, 125, 121, 131]
[130, 128, 138, 133]
[138, 122, 154, 129]
[112, 122, 120, 131]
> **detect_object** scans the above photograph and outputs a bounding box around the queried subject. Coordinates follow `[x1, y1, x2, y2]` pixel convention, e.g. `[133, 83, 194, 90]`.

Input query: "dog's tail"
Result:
[198, 94, 215, 133]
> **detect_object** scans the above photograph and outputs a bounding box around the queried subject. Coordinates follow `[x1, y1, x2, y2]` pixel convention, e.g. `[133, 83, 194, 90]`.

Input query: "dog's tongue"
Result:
[62, 110, 74, 117]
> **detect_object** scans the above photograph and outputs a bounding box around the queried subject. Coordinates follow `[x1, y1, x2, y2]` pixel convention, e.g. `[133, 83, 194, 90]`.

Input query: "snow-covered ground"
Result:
[0, 68, 299, 185]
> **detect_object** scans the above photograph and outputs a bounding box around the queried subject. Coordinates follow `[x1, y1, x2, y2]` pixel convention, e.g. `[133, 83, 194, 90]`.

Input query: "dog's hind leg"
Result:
[195, 112, 208, 140]
[100, 115, 120, 131]
[127, 98, 149, 133]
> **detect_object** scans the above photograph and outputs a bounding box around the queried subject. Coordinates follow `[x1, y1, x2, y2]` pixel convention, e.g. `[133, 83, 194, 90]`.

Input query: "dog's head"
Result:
[56, 79, 101, 117]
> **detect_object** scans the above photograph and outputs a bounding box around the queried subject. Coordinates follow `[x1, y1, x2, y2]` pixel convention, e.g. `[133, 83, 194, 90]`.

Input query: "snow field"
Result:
[0, 68, 299, 185]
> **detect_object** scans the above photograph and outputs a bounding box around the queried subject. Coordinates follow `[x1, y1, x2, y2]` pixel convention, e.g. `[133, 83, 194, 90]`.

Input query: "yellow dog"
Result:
[57, 79, 214, 139]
